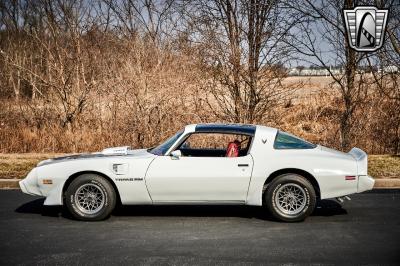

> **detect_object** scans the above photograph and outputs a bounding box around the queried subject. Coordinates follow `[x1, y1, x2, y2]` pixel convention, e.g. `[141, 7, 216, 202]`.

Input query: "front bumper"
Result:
[19, 168, 42, 196]
[358, 175, 375, 193]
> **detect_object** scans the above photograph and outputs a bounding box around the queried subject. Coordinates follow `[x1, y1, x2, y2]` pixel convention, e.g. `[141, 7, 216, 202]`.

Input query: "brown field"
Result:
[1, 72, 399, 155]
[0, 153, 65, 179]
[368, 155, 400, 179]
[2, 75, 398, 182]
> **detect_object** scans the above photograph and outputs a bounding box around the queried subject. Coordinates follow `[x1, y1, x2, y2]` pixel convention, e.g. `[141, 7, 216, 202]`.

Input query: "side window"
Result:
[274, 131, 316, 149]
[177, 133, 252, 157]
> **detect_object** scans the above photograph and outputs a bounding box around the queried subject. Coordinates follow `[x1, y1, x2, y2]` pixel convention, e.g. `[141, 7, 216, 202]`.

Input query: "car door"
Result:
[145, 154, 253, 203]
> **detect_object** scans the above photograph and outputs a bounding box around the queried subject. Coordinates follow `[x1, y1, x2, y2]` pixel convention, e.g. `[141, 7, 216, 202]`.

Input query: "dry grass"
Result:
[369, 155, 400, 179]
[283, 76, 335, 95]
[0, 153, 66, 179]
[0, 153, 398, 180]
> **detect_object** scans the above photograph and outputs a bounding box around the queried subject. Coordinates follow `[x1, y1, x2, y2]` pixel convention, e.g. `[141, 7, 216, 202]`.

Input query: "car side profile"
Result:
[20, 123, 375, 222]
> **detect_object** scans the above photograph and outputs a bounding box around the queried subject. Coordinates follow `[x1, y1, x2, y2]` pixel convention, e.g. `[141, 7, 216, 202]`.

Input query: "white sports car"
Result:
[20, 123, 375, 222]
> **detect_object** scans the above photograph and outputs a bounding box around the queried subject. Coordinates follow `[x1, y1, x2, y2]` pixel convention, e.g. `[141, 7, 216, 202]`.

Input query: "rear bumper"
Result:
[358, 175, 375, 193]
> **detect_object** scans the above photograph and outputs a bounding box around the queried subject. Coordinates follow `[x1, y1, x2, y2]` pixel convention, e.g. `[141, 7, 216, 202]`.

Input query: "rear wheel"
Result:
[265, 174, 316, 222]
[65, 174, 116, 221]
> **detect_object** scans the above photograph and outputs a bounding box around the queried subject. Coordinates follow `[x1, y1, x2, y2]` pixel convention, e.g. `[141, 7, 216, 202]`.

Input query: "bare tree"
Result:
[285, 0, 383, 151]
[1, 0, 100, 128]
[103, 0, 175, 43]
[0, 0, 27, 99]
[366, 0, 400, 153]
[368, 0, 400, 101]
[0, 0, 398, 154]
[178, 0, 300, 124]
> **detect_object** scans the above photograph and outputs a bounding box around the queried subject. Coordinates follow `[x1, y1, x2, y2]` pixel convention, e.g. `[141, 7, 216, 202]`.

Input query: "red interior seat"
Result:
[226, 141, 240, 157]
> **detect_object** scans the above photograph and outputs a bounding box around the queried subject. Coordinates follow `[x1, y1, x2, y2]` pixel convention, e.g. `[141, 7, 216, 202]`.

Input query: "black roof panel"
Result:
[195, 123, 256, 135]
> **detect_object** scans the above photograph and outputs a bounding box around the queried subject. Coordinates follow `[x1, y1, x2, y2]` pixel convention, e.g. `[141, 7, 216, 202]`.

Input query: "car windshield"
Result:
[274, 131, 316, 149]
[148, 130, 184, 155]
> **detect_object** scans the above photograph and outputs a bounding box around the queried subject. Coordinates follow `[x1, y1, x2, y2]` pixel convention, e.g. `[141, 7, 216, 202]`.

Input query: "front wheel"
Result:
[265, 174, 316, 222]
[65, 174, 116, 221]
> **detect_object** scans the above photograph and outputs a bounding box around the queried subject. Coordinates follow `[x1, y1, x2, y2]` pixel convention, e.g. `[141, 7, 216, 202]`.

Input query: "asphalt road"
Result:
[0, 190, 399, 265]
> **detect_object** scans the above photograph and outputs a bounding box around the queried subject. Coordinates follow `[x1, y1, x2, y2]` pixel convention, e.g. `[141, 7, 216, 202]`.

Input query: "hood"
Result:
[37, 146, 153, 167]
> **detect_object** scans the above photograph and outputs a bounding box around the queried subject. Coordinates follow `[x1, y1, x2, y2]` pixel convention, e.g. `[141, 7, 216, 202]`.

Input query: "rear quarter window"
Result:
[273, 131, 316, 149]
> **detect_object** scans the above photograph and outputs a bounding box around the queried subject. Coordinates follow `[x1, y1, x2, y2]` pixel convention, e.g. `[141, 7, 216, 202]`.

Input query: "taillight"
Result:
[345, 175, 356, 180]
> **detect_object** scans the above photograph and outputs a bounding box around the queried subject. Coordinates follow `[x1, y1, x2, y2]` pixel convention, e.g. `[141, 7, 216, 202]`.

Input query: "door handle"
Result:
[238, 164, 249, 167]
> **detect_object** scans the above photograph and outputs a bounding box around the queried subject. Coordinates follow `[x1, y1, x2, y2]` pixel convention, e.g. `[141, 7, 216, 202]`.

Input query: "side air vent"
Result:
[112, 163, 129, 175]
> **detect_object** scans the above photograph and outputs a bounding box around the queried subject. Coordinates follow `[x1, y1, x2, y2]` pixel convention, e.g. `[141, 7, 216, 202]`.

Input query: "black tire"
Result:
[65, 174, 116, 221]
[264, 174, 316, 222]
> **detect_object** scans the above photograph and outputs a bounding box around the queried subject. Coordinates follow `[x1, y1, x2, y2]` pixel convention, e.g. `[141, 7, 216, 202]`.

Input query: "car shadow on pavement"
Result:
[15, 198, 65, 218]
[15, 199, 347, 220]
[112, 204, 270, 219]
[112, 199, 347, 219]
[313, 199, 348, 216]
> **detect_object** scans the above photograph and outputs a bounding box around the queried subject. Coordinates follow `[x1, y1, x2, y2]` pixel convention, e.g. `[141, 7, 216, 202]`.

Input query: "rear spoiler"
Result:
[348, 147, 368, 175]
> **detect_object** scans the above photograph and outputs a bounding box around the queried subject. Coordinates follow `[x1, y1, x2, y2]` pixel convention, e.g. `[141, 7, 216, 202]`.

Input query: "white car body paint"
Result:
[20, 124, 375, 206]
[146, 154, 253, 203]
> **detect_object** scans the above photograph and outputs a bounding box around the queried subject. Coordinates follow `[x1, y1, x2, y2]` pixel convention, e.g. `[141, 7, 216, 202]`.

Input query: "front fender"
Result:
[20, 156, 155, 206]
